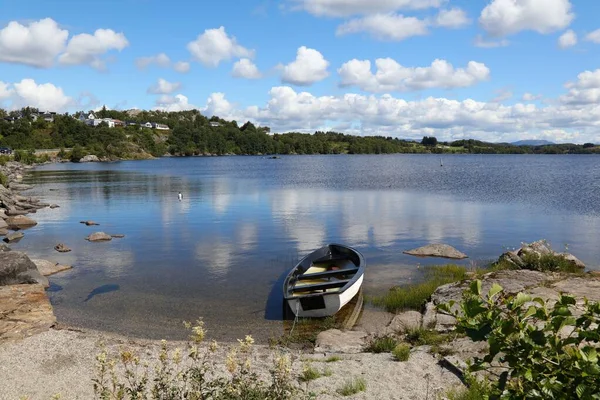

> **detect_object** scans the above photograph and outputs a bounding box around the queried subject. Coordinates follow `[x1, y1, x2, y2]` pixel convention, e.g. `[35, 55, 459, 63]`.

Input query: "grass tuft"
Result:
[325, 355, 342, 363]
[371, 265, 468, 313]
[300, 364, 322, 382]
[404, 327, 449, 347]
[364, 336, 397, 353]
[337, 378, 367, 396]
[392, 344, 411, 362]
[446, 379, 493, 400]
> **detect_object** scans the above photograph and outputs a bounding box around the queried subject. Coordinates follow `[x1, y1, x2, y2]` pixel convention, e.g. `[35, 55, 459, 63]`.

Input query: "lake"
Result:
[12, 154, 600, 341]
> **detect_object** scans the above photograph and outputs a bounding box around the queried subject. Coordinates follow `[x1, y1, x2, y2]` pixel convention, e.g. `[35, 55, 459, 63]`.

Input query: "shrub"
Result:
[13, 149, 36, 165]
[438, 280, 600, 399]
[325, 355, 341, 362]
[392, 344, 410, 362]
[300, 363, 321, 382]
[520, 252, 582, 273]
[0, 172, 7, 188]
[404, 327, 449, 347]
[70, 145, 86, 162]
[445, 378, 492, 400]
[365, 336, 397, 353]
[372, 265, 468, 312]
[337, 378, 367, 396]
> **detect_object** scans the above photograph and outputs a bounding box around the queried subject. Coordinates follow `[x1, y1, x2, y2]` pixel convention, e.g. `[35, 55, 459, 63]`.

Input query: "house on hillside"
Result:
[152, 122, 169, 130]
[125, 121, 137, 126]
[141, 122, 153, 129]
[38, 112, 56, 122]
[210, 121, 221, 127]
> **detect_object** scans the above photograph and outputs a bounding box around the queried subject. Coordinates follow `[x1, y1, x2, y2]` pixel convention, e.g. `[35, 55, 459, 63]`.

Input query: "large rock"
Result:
[0, 251, 49, 287]
[3, 231, 24, 243]
[31, 259, 73, 277]
[54, 243, 71, 253]
[79, 155, 100, 163]
[0, 219, 7, 230]
[0, 284, 56, 344]
[403, 244, 468, 259]
[0, 244, 11, 252]
[5, 215, 37, 229]
[387, 311, 422, 334]
[86, 232, 112, 242]
[496, 240, 586, 272]
[314, 329, 368, 354]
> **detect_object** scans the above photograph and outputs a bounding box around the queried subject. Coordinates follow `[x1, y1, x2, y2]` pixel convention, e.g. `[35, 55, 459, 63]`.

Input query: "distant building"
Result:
[125, 121, 137, 126]
[210, 121, 221, 127]
[152, 122, 169, 130]
[141, 122, 153, 129]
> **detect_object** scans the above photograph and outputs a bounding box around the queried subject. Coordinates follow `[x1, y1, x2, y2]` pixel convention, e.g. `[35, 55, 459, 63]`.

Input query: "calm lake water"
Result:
[13, 154, 600, 341]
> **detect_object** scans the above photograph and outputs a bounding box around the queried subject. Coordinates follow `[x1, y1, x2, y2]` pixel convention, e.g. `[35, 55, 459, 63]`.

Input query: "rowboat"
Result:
[283, 244, 365, 318]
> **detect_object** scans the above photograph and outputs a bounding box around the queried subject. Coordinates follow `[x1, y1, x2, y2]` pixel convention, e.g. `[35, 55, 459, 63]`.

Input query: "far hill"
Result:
[511, 140, 555, 146]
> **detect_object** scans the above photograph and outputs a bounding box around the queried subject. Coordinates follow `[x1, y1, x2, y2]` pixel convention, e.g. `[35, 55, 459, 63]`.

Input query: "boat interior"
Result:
[289, 254, 359, 297]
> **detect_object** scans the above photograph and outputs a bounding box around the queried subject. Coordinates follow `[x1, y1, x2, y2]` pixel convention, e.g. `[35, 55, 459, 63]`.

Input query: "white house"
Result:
[152, 122, 169, 130]
[142, 122, 153, 128]
[210, 121, 221, 127]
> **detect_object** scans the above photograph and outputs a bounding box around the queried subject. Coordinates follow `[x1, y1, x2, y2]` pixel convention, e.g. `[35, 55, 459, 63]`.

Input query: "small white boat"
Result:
[283, 244, 365, 318]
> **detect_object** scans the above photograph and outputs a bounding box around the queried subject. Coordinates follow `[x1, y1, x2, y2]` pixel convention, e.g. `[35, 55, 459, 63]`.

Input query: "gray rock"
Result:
[54, 243, 71, 253]
[552, 277, 600, 303]
[0, 219, 7, 230]
[31, 259, 73, 277]
[387, 311, 422, 334]
[0, 251, 49, 287]
[49, 204, 60, 209]
[79, 155, 100, 163]
[86, 232, 112, 242]
[422, 302, 437, 329]
[435, 313, 457, 333]
[3, 232, 24, 243]
[5, 215, 37, 229]
[5, 209, 29, 216]
[110, 234, 125, 238]
[314, 329, 368, 354]
[0, 228, 7, 236]
[80, 220, 99, 226]
[0, 244, 11, 252]
[8, 183, 33, 191]
[557, 253, 586, 270]
[403, 244, 468, 259]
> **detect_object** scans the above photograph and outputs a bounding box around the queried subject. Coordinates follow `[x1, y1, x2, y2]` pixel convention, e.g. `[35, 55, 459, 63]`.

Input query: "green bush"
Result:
[520, 252, 582, 273]
[70, 145, 86, 162]
[372, 265, 468, 312]
[337, 378, 366, 396]
[365, 336, 397, 353]
[13, 149, 36, 165]
[392, 344, 411, 362]
[0, 172, 7, 187]
[438, 280, 600, 399]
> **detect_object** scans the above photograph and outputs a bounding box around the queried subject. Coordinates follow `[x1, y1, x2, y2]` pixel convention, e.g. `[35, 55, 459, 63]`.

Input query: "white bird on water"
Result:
[178, 192, 182, 201]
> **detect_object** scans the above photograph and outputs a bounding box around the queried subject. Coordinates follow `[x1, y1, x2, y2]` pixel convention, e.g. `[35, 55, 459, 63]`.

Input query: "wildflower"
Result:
[238, 335, 254, 353]
[173, 347, 182, 364]
[209, 340, 219, 352]
[226, 349, 238, 373]
[190, 320, 206, 343]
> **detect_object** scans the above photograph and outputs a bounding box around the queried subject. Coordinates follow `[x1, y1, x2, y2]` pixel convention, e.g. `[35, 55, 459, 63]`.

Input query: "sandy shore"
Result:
[0, 326, 461, 400]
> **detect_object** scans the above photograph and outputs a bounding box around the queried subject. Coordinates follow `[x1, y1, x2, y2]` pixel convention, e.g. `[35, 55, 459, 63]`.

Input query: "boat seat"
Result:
[292, 279, 351, 293]
[298, 267, 359, 280]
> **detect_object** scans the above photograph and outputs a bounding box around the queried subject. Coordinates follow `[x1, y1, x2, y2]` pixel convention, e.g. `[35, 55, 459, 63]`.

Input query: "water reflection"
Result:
[14, 155, 600, 341]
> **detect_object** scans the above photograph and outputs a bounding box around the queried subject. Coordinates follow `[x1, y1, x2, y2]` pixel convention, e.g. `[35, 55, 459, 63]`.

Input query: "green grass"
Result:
[404, 327, 450, 347]
[324, 355, 342, 362]
[392, 344, 411, 362]
[337, 378, 367, 396]
[371, 265, 469, 313]
[0, 172, 7, 188]
[323, 367, 333, 377]
[300, 364, 322, 382]
[364, 336, 397, 353]
[446, 379, 493, 400]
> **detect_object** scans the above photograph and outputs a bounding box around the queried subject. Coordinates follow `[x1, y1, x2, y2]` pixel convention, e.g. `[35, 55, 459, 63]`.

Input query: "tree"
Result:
[421, 136, 438, 146]
[583, 142, 595, 148]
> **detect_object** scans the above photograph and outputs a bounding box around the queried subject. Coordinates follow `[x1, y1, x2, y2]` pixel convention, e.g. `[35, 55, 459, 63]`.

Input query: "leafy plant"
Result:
[0, 172, 7, 187]
[438, 280, 600, 399]
[299, 363, 321, 382]
[364, 336, 397, 353]
[337, 377, 367, 396]
[392, 344, 411, 362]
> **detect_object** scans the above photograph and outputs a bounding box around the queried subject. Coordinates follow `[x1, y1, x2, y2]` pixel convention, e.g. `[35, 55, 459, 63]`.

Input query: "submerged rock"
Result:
[0, 251, 48, 287]
[49, 204, 60, 209]
[5, 215, 37, 230]
[31, 259, 73, 277]
[0, 244, 11, 252]
[86, 232, 112, 242]
[110, 234, 125, 239]
[54, 243, 71, 253]
[80, 220, 99, 226]
[3, 232, 24, 243]
[403, 244, 468, 259]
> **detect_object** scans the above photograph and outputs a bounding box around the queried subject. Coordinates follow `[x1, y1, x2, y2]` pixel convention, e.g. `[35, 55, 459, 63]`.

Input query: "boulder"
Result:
[79, 155, 100, 163]
[0, 284, 56, 344]
[495, 240, 585, 272]
[0, 219, 7, 230]
[0, 244, 11, 252]
[0, 251, 49, 287]
[403, 244, 468, 259]
[54, 243, 71, 253]
[5, 215, 37, 229]
[387, 311, 422, 334]
[31, 259, 73, 277]
[110, 234, 125, 238]
[80, 220, 99, 226]
[5, 208, 29, 216]
[86, 232, 112, 242]
[3, 232, 24, 243]
[314, 329, 368, 354]
[0, 229, 7, 236]
[49, 204, 60, 209]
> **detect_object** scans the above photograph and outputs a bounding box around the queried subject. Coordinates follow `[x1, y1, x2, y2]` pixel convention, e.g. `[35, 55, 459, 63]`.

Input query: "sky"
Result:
[1, 0, 600, 143]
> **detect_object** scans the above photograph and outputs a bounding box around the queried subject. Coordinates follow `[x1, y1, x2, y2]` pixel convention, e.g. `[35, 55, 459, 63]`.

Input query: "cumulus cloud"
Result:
[202, 92, 237, 117]
[187, 27, 254, 67]
[154, 94, 195, 112]
[289, 0, 445, 17]
[232, 58, 261, 79]
[136, 53, 171, 69]
[147, 78, 182, 94]
[0, 79, 73, 111]
[558, 29, 577, 48]
[584, 29, 600, 43]
[522, 92, 543, 101]
[58, 29, 128, 70]
[0, 18, 68, 68]
[338, 58, 489, 92]
[479, 0, 574, 37]
[560, 69, 600, 105]
[433, 8, 470, 28]
[336, 13, 429, 41]
[281, 47, 329, 86]
[473, 34, 509, 48]
[173, 61, 191, 73]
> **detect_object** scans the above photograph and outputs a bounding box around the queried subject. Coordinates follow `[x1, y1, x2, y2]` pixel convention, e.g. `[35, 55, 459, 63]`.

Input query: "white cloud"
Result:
[584, 29, 600, 43]
[281, 47, 329, 86]
[336, 13, 429, 41]
[58, 29, 129, 70]
[480, 0, 574, 37]
[290, 0, 445, 17]
[522, 92, 542, 101]
[558, 29, 577, 48]
[490, 88, 513, 103]
[7, 79, 73, 111]
[136, 53, 171, 69]
[0, 82, 13, 101]
[154, 94, 195, 112]
[338, 58, 489, 92]
[202, 93, 236, 117]
[173, 61, 191, 73]
[187, 27, 254, 67]
[560, 69, 600, 105]
[232, 58, 261, 79]
[434, 8, 470, 28]
[147, 78, 182, 94]
[0, 18, 68, 68]
[473, 34, 509, 48]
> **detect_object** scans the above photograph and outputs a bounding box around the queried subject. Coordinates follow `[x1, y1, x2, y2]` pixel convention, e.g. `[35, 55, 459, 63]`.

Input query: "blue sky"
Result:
[1, 0, 600, 142]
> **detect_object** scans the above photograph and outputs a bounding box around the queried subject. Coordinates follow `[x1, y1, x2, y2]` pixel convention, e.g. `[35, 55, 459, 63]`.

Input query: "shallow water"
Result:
[13, 154, 600, 341]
